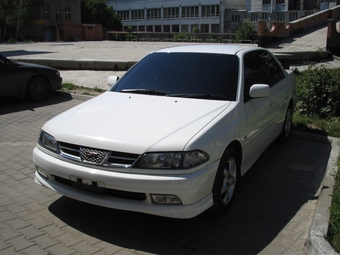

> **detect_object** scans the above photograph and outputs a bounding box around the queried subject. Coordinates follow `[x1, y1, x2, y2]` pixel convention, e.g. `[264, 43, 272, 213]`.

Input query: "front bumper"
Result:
[50, 76, 62, 91]
[33, 147, 218, 219]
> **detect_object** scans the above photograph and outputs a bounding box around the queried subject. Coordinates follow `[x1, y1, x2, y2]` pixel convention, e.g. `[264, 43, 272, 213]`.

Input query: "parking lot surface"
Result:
[0, 94, 332, 255]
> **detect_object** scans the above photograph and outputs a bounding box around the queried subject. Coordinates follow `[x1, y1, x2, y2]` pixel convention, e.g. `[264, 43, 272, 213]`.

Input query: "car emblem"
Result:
[85, 151, 98, 157]
[80, 147, 108, 165]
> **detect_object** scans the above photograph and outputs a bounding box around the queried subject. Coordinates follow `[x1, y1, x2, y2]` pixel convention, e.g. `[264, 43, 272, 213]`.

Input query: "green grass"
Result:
[61, 83, 106, 93]
[61, 83, 78, 90]
[293, 113, 340, 138]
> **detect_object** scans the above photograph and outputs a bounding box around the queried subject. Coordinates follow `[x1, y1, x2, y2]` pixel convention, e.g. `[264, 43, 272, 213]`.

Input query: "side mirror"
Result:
[249, 84, 270, 98]
[107, 75, 119, 87]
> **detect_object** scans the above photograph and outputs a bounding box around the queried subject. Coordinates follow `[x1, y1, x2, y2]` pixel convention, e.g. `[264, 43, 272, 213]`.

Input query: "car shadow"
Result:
[48, 137, 331, 254]
[0, 94, 73, 115]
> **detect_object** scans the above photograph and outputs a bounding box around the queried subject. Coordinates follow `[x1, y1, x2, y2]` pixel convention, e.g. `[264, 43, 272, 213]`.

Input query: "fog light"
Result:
[37, 167, 48, 179]
[151, 194, 182, 204]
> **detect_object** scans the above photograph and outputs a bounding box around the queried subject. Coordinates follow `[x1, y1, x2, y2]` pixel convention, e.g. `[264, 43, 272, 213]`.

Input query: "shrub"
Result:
[125, 25, 137, 41]
[296, 66, 340, 118]
[234, 20, 256, 43]
[173, 32, 187, 42]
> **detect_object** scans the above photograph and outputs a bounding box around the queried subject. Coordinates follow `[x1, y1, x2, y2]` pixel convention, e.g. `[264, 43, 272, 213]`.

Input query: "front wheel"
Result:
[212, 148, 240, 215]
[26, 76, 50, 101]
[277, 105, 292, 143]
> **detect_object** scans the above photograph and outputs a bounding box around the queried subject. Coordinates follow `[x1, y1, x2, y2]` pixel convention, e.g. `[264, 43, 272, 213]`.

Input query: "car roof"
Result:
[154, 44, 260, 55]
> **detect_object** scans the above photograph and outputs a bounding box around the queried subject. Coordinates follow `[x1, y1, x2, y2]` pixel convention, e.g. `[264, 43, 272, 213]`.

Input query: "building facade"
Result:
[246, 0, 340, 24]
[31, 0, 81, 41]
[107, 0, 246, 34]
[108, 0, 339, 34]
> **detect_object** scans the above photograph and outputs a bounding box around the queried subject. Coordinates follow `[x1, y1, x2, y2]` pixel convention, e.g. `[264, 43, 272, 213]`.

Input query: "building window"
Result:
[251, 13, 258, 21]
[276, 0, 285, 3]
[277, 12, 285, 21]
[172, 25, 179, 32]
[164, 7, 179, 18]
[182, 6, 199, 18]
[155, 25, 161, 32]
[65, 6, 71, 20]
[202, 5, 219, 17]
[262, 0, 271, 4]
[131, 9, 144, 20]
[56, 5, 62, 20]
[211, 24, 219, 33]
[118, 11, 129, 21]
[147, 8, 161, 19]
[138, 25, 145, 32]
[262, 13, 270, 20]
[146, 25, 153, 32]
[290, 12, 298, 21]
[231, 15, 240, 22]
[164, 25, 170, 32]
[180, 25, 188, 32]
[44, 4, 50, 20]
[201, 24, 209, 33]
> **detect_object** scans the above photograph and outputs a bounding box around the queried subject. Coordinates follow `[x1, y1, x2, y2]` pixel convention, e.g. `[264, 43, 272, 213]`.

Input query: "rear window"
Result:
[111, 52, 239, 101]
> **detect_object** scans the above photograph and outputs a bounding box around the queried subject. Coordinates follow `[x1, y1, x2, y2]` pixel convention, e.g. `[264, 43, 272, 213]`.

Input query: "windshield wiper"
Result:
[121, 89, 169, 96]
[168, 94, 234, 101]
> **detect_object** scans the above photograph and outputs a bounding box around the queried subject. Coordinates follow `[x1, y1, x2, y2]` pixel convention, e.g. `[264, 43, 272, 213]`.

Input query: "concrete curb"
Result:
[292, 131, 339, 255]
[16, 58, 136, 71]
[13, 51, 329, 71]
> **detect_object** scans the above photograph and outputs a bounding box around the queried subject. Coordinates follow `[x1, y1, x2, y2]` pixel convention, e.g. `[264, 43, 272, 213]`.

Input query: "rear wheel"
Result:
[26, 76, 50, 101]
[277, 105, 292, 143]
[212, 147, 239, 215]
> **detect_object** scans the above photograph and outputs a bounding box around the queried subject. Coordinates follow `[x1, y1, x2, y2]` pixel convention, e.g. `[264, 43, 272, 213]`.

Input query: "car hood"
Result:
[43, 92, 231, 154]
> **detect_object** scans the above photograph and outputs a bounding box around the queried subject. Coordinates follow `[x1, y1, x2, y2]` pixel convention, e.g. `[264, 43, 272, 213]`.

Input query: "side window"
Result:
[243, 52, 267, 102]
[258, 51, 285, 87]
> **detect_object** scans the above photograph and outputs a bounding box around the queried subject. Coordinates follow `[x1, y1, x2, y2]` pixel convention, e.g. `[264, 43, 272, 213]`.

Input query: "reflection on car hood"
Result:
[43, 92, 231, 154]
[16, 61, 58, 71]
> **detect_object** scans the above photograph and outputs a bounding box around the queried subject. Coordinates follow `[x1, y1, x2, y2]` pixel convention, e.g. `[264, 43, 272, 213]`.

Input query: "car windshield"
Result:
[111, 52, 239, 101]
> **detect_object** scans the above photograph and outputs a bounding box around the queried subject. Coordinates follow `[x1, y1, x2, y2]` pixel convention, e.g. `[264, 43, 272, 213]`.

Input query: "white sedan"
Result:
[33, 45, 297, 219]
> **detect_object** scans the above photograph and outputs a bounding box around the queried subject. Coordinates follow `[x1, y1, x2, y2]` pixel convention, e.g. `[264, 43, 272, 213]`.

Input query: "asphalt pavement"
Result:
[1, 23, 340, 254]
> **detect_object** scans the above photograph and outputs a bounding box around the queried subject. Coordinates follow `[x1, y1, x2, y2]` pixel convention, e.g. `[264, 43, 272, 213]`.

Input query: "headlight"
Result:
[38, 130, 58, 153]
[136, 150, 209, 169]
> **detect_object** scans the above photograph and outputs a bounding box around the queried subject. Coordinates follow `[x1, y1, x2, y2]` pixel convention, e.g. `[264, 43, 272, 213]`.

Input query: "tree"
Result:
[81, 0, 122, 30]
[0, 0, 15, 41]
[234, 20, 256, 43]
[15, 0, 44, 40]
[0, 0, 44, 41]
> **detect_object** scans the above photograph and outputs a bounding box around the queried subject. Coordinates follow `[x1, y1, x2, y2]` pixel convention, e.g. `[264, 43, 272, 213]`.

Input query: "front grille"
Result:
[54, 175, 146, 201]
[58, 142, 140, 168]
[80, 147, 108, 164]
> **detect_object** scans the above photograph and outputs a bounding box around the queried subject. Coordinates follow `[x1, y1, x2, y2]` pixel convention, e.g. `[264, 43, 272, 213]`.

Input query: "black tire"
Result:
[26, 76, 50, 101]
[212, 147, 240, 215]
[277, 105, 292, 143]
